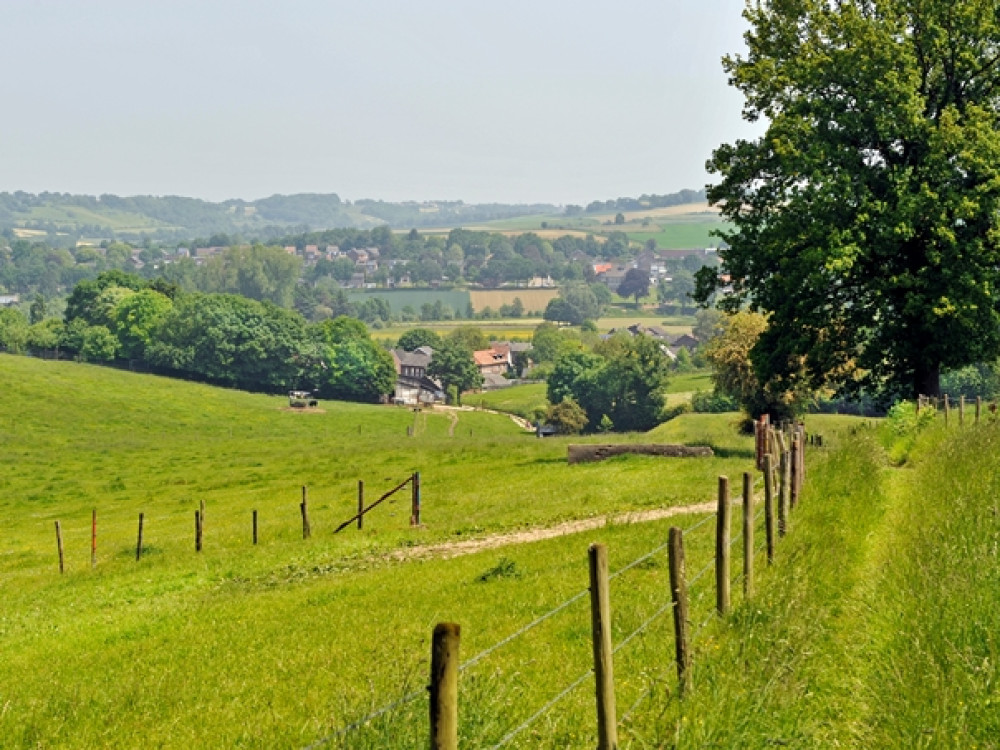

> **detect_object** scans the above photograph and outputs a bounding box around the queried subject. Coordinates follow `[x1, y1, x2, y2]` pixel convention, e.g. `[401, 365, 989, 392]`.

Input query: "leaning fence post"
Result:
[55, 521, 64, 574]
[429, 622, 460, 750]
[589, 543, 618, 749]
[668, 527, 691, 696]
[716, 476, 731, 616]
[252, 509, 258, 545]
[357, 480, 364, 530]
[195, 510, 202, 552]
[743, 472, 754, 599]
[301, 485, 311, 539]
[764, 455, 775, 564]
[91, 508, 97, 569]
[136, 512, 144, 561]
[411, 472, 421, 526]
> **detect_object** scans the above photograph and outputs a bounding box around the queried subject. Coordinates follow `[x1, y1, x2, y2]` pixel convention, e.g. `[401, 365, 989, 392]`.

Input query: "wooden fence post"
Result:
[195, 510, 202, 552]
[91, 508, 97, 569]
[668, 527, 691, 696]
[944, 394, 950, 426]
[716, 476, 731, 616]
[778, 451, 789, 537]
[790, 434, 800, 510]
[960, 395, 965, 426]
[136, 513, 144, 561]
[301, 486, 311, 539]
[358, 481, 364, 530]
[589, 543, 618, 750]
[429, 622, 460, 750]
[55, 521, 64, 574]
[764, 455, 775, 564]
[976, 396, 982, 424]
[743, 472, 754, 599]
[411, 472, 421, 527]
[252, 509, 258, 545]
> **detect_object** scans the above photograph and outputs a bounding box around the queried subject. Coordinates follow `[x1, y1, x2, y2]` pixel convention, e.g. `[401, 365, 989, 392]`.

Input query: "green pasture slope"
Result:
[0, 354, 758, 748]
[5, 354, 992, 747]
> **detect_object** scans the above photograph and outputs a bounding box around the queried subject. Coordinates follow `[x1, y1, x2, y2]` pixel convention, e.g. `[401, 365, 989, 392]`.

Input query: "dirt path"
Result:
[389, 499, 721, 562]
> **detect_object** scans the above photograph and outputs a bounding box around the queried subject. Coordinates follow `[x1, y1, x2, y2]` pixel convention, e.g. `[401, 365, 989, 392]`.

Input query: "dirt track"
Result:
[389, 499, 723, 562]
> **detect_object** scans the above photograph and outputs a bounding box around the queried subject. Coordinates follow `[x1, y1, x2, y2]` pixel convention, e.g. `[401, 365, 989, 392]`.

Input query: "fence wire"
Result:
[460, 588, 589, 672]
[302, 684, 425, 750]
[489, 668, 593, 748]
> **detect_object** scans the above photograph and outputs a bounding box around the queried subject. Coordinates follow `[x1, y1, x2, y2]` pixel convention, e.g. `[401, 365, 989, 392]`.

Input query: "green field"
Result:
[0, 354, 762, 747]
[5, 353, 991, 748]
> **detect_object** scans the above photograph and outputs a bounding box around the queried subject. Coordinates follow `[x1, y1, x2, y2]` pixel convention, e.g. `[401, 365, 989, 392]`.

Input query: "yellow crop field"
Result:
[469, 288, 559, 313]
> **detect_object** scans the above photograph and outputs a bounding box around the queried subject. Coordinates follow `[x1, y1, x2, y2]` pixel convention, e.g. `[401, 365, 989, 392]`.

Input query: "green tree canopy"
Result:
[616, 268, 650, 306]
[700, 0, 1000, 400]
[397, 327, 443, 351]
[426, 339, 482, 404]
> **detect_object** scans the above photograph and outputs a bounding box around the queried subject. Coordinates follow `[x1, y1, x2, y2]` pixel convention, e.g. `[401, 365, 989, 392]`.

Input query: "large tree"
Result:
[699, 0, 1000, 400]
[426, 339, 482, 404]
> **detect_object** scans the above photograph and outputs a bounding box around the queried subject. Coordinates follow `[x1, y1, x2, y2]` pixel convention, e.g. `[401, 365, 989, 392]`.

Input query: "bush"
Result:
[691, 389, 739, 413]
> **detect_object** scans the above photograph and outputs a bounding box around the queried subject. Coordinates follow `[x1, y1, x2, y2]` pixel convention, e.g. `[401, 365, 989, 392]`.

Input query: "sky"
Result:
[0, 0, 759, 205]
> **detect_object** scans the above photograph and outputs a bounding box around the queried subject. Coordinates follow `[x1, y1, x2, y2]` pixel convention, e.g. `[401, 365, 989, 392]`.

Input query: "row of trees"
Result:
[1, 271, 395, 401]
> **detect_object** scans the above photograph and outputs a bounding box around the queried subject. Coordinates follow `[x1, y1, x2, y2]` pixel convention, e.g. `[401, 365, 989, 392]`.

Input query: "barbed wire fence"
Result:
[301, 420, 825, 749]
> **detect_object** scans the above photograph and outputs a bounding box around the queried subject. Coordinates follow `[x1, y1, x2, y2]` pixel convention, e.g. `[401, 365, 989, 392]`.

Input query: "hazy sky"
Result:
[0, 0, 758, 205]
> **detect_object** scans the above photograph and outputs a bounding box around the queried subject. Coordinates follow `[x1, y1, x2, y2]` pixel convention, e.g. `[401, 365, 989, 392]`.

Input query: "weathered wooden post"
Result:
[429, 622, 460, 750]
[716, 476, 731, 615]
[55, 521, 64, 574]
[743, 472, 754, 598]
[944, 394, 950, 426]
[976, 396, 982, 424]
[411, 472, 421, 526]
[195, 510, 202, 552]
[790, 434, 800, 510]
[252, 509, 258, 545]
[301, 485, 311, 539]
[960, 395, 965, 426]
[589, 543, 618, 749]
[778, 450, 789, 537]
[136, 512, 144, 561]
[357, 480, 364, 530]
[764, 455, 775, 564]
[91, 508, 97, 569]
[668, 526, 691, 696]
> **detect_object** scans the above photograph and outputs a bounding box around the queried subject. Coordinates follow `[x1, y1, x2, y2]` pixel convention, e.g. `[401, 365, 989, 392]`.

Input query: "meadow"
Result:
[5, 353, 991, 748]
[0, 354, 757, 747]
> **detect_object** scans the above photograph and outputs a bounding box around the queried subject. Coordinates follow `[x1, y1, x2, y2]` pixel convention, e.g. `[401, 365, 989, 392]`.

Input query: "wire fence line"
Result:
[459, 588, 589, 673]
[489, 668, 593, 749]
[302, 684, 426, 750]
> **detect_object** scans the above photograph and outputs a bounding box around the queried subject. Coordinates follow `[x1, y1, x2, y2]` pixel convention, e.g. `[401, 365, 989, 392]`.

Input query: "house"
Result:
[671, 334, 700, 350]
[473, 347, 512, 377]
[391, 347, 445, 405]
[0, 293, 20, 306]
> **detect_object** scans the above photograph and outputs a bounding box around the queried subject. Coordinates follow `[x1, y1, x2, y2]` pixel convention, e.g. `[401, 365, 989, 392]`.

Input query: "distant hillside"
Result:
[0, 189, 706, 245]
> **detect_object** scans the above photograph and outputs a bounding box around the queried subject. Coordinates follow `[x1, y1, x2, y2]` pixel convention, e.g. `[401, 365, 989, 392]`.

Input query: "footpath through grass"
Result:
[624, 411, 999, 748]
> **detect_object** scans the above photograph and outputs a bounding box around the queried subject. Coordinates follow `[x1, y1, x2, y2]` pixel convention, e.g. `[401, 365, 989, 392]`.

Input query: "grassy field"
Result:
[464, 202, 729, 250]
[10, 353, 989, 748]
[372, 313, 695, 345]
[0, 354, 765, 747]
[477, 370, 713, 419]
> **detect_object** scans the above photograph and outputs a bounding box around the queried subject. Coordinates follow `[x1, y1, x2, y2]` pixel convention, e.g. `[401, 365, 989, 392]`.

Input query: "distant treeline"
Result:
[0, 188, 705, 244]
